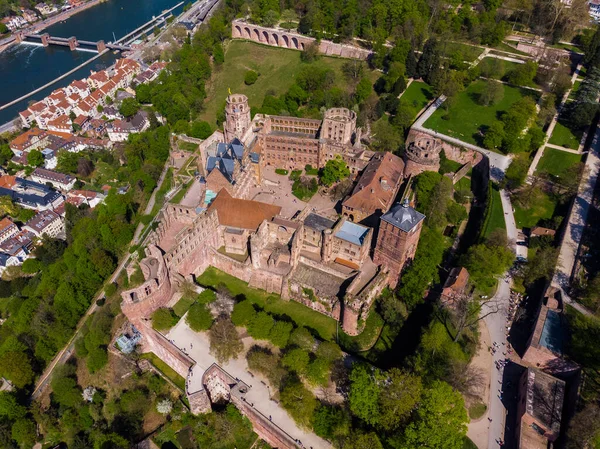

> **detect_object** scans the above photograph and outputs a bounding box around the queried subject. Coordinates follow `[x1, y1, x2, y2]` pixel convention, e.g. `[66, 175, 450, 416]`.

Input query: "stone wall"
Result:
[231, 20, 372, 60]
[342, 269, 389, 335]
[450, 162, 472, 184]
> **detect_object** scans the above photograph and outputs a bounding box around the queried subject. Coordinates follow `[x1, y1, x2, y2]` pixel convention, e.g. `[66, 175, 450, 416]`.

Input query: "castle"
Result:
[119, 95, 473, 440]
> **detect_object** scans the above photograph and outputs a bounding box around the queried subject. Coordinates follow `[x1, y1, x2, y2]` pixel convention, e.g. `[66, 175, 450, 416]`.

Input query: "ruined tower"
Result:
[403, 133, 442, 177]
[224, 94, 251, 142]
[321, 108, 356, 145]
[373, 200, 425, 288]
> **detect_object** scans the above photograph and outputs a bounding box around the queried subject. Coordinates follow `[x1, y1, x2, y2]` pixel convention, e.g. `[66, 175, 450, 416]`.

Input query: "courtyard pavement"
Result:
[166, 319, 332, 449]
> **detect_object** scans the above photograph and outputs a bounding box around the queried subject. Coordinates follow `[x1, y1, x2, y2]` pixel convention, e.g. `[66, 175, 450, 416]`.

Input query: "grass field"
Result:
[495, 41, 531, 56]
[173, 295, 195, 317]
[197, 267, 337, 340]
[477, 57, 539, 87]
[483, 185, 506, 238]
[424, 80, 537, 146]
[513, 192, 558, 229]
[401, 81, 435, 113]
[198, 40, 376, 127]
[536, 148, 582, 179]
[443, 42, 484, 62]
[463, 437, 478, 449]
[569, 80, 582, 100]
[549, 119, 584, 150]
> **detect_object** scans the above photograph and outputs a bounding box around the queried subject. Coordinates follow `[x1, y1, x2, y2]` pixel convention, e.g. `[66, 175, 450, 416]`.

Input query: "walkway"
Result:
[527, 63, 583, 179]
[550, 124, 600, 317]
[167, 320, 332, 449]
[412, 95, 512, 182]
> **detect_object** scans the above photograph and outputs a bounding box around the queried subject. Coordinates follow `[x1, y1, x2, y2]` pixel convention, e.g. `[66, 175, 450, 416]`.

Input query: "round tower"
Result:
[224, 94, 251, 142]
[403, 135, 442, 177]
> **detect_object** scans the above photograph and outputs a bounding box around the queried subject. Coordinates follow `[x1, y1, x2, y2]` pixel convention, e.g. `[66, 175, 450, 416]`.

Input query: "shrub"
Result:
[197, 289, 217, 304]
[306, 357, 330, 386]
[186, 303, 214, 332]
[282, 348, 310, 374]
[244, 70, 258, 85]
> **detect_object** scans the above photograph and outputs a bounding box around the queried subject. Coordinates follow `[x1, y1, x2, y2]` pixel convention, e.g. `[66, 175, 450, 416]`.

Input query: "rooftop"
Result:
[335, 220, 369, 246]
[523, 368, 564, 437]
[304, 213, 336, 232]
[208, 189, 281, 231]
[381, 201, 426, 233]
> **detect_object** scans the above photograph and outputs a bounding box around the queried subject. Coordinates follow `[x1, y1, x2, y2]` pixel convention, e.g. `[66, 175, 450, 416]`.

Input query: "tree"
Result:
[244, 70, 258, 85]
[288, 326, 314, 350]
[269, 320, 293, 347]
[135, 84, 152, 104]
[355, 78, 372, 104]
[301, 41, 320, 62]
[348, 364, 381, 426]
[0, 23, 8, 35]
[27, 149, 44, 167]
[502, 153, 529, 190]
[320, 155, 350, 186]
[247, 311, 274, 340]
[0, 392, 26, 419]
[151, 307, 178, 331]
[0, 351, 34, 388]
[231, 300, 256, 326]
[483, 121, 505, 150]
[342, 60, 366, 81]
[507, 61, 538, 87]
[51, 374, 82, 408]
[316, 341, 342, 364]
[190, 121, 212, 139]
[478, 80, 504, 106]
[209, 317, 243, 362]
[11, 418, 36, 449]
[21, 258, 42, 273]
[119, 98, 140, 118]
[371, 117, 403, 152]
[282, 348, 310, 373]
[313, 404, 352, 441]
[186, 302, 213, 332]
[345, 432, 383, 449]
[280, 380, 318, 429]
[378, 369, 422, 431]
[403, 381, 468, 449]
[378, 289, 408, 327]
[156, 398, 173, 415]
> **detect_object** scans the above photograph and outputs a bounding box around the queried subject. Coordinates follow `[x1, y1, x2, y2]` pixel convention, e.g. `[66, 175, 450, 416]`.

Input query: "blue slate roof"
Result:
[335, 221, 369, 246]
[381, 201, 426, 233]
[0, 178, 62, 209]
[208, 139, 245, 182]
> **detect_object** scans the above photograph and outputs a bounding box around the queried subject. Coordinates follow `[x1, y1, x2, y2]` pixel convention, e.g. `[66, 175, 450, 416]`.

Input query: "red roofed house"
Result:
[0, 218, 19, 244]
[9, 129, 49, 155]
[47, 115, 73, 134]
[440, 267, 470, 308]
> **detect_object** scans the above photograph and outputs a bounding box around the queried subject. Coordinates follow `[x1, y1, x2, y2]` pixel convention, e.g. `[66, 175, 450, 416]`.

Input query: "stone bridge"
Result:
[232, 20, 372, 60]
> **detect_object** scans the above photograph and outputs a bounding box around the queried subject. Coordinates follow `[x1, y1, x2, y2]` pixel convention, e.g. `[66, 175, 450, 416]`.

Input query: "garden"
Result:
[536, 148, 583, 179]
[549, 117, 584, 149]
[424, 80, 538, 147]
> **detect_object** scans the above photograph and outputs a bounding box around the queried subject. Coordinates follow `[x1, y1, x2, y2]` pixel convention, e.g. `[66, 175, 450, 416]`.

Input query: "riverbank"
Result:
[0, 0, 104, 55]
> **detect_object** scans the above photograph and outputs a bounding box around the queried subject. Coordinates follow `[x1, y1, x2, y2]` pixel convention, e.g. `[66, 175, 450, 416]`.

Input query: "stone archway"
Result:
[300, 42, 305, 50]
[253, 28, 260, 41]
[291, 37, 299, 49]
[244, 27, 252, 38]
[262, 30, 270, 43]
[272, 33, 279, 46]
[233, 25, 242, 37]
[282, 35, 289, 48]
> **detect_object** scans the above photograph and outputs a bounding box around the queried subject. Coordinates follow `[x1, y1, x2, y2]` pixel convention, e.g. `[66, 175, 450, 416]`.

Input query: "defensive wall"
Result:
[231, 20, 372, 60]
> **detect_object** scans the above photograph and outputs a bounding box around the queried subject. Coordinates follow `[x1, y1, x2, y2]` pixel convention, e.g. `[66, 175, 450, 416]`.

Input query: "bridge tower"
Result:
[68, 36, 78, 51]
[96, 40, 106, 52]
[40, 33, 50, 47]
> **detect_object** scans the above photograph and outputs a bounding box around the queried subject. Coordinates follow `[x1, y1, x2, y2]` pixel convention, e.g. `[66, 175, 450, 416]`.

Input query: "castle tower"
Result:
[321, 108, 356, 145]
[224, 94, 251, 142]
[373, 200, 425, 288]
[403, 133, 442, 177]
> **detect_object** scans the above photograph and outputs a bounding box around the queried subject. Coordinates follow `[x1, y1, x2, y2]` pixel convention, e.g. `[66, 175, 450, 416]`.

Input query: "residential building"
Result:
[24, 210, 64, 238]
[47, 115, 73, 134]
[0, 218, 19, 244]
[107, 112, 149, 142]
[9, 129, 49, 155]
[31, 168, 76, 191]
[0, 230, 34, 260]
[590, 0, 600, 21]
[0, 176, 64, 211]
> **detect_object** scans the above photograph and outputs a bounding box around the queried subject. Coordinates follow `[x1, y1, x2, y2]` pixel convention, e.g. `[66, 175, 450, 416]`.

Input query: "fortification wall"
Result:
[342, 269, 389, 335]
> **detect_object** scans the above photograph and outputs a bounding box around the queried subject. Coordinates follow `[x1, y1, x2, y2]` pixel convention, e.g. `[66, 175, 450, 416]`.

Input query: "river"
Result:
[0, 0, 184, 125]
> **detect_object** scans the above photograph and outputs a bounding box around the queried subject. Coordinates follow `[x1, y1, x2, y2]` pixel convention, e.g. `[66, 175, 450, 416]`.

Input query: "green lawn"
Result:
[424, 80, 537, 147]
[549, 119, 584, 150]
[463, 437, 478, 449]
[171, 181, 193, 204]
[469, 402, 487, 420]
[477, 57, 540, 88]
[173, 295, 196, 317]
[454, 176, 472, 193]
[483, 185, 506, 238]
[494, 41, 531, 56]
[178, 141, 198, 152]
[197, 267, 337, 340]
[339, 311, 385, 352]
[141, 353, 186, 390]
[401, 81, 435, 112]
[199, 40, 376, 126]
[569, 80, 582, 100]
[536, 148, 582, 179]
[513, 191, 558, 229]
